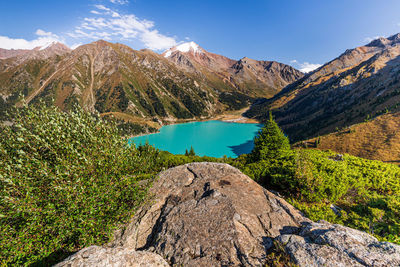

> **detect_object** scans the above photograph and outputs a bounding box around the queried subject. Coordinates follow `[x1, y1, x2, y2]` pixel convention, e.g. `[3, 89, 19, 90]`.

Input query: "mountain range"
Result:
[246, 33, 400, 142]
[2, 34, 400, 162]
[0, 40, 302, 126]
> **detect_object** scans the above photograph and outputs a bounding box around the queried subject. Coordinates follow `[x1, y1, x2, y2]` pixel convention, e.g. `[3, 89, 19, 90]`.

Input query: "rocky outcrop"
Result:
[56, 163, 400, 266]
[54, 246, 169, 267]
[110, 162, 308, 266]
[277, 220, 400, 267]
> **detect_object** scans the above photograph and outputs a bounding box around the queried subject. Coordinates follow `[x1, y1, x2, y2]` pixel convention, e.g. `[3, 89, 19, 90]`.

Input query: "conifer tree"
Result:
[189, 146, 196, 156]
[250, 111, 290, 162]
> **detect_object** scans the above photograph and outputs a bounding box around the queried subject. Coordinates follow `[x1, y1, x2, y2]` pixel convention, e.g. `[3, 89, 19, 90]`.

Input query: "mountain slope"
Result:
[246, 33, 400, 141]
[0, 40, 302, 125]
[295, 111, 400, 164]
[163, 42, 304, 98]
[0, 42, 71, 63]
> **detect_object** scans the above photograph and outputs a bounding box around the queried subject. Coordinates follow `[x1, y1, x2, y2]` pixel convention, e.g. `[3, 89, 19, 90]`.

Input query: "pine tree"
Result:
[185, 149, 189, 156]
[189, 146, 196, 156]
[250, 111, 290, 162]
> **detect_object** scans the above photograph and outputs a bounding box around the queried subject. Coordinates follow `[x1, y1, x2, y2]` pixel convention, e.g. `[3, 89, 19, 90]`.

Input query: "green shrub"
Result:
[239, 148, 400, 244]
[233, 113, 400, 244]
[0, 104, 164, 265]
[0, 103, 231, 265]
[288, 149, 400, 243]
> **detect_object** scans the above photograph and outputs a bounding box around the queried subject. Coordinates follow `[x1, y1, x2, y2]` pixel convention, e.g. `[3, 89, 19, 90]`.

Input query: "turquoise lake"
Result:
[131, 120, 262, 158]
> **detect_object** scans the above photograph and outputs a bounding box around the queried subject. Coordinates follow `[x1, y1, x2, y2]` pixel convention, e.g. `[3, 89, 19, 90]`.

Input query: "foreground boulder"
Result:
[111, 162, 308, 266]
[57, 162, 400, 266]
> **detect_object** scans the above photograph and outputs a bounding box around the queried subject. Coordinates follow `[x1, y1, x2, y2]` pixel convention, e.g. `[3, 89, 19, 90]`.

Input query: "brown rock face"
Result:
[0, 40, 303, 123]
[0, 42, 70, 62]
[111, 162, 308, 266]
[163, 42, 304, 98]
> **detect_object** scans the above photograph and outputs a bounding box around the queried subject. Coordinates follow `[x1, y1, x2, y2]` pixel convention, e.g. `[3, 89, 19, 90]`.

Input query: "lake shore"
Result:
[131, 120, 262, 158]
[128, 107, 261, 138]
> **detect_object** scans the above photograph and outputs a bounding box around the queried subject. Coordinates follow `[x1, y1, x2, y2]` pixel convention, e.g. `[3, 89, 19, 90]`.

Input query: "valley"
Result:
[2, 35, 400, 160]
[2, 28, 400, 266]
[0, 40, 302, 132]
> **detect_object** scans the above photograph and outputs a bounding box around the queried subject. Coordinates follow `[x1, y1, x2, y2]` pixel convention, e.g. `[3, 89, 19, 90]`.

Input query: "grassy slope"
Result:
[234, 148, 400, 245]
[296, 112, 400, 164]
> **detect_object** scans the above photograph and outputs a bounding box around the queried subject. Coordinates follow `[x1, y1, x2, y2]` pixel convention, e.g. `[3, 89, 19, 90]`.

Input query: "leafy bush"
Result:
[288, 149, 400, 244]
[238, 148, 400, 244]
[0, 104, 164, 265]
[235, 114, 400, 244]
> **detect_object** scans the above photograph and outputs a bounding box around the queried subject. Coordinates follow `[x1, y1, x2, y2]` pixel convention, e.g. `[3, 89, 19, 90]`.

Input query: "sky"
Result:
[1, 0, 400, 72]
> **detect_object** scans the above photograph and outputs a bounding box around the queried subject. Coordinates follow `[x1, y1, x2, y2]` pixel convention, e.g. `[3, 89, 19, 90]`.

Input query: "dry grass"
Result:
[214, 107, 260, 123]
[297, 112, 400, 164]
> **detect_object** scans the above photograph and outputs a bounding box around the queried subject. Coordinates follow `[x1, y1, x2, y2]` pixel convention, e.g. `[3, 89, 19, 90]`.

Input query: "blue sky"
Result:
[1, 0, 400, 72]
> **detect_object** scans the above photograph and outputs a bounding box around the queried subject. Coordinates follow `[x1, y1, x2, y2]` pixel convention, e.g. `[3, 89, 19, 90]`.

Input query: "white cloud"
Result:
[35, 29, 60, 39]
[68, 5, 177, 50]
[95, 5, 111, 11]
[0, 29, 63, 50]
[364, 36, 382, 43]
[110, 0, 129, 5]
[290, 60, 322, 73]
[70, 43, 83, 49]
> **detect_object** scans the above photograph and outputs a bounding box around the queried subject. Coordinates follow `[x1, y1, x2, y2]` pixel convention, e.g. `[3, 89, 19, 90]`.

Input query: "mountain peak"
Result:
[31, 41, 69, 51]
[162, 41, 204, 58]
[366, 33, 400, 48]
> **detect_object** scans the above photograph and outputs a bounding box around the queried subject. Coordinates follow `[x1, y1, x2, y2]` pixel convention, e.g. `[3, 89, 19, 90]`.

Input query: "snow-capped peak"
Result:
[39, 41, 58, 51]
[163, 41, 203, 58]
[175, 42, 201, 53]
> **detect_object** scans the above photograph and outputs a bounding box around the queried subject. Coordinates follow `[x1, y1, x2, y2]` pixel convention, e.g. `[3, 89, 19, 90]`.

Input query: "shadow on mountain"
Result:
[229, 139, 255, 157]
[246, 54, 400, 142]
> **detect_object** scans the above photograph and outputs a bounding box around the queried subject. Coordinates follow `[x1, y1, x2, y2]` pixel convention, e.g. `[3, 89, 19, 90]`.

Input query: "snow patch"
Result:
[39, 41, 57, 50]
[175, 41, 201, 53]
[164, 50, 172, 58]
[163, 41, 203, 57]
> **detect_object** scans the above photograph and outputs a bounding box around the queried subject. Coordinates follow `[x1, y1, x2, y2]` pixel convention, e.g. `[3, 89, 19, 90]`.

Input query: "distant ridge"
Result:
[162, 41, 303, 98]
[247, 33, 400, 142]
[0, 42, 70, 60]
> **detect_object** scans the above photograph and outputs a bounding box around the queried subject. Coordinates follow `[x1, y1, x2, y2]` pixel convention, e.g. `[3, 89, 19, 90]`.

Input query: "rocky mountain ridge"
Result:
[246, 33, 400, 141]
[163, 42, 303, 98]
[0, 42, 71, 62]
[0, 40, 302, 126]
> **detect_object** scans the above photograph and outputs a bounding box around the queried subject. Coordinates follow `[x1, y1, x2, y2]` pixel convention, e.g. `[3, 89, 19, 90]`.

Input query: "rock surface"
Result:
[54, 246, 169, 267]
[111, 162, 309, 266]
[56, 163, 400, 266]
[277, 220, 400, 267]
